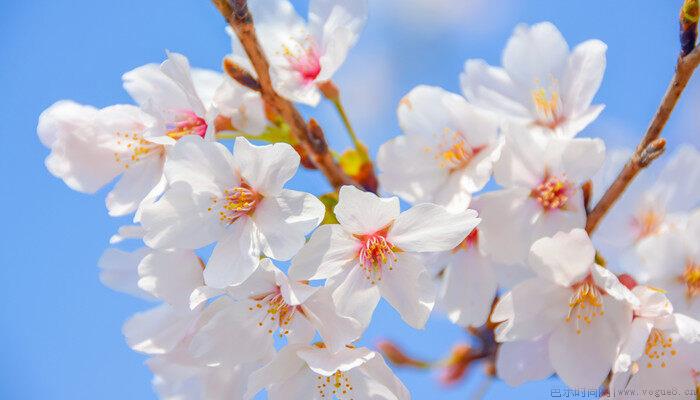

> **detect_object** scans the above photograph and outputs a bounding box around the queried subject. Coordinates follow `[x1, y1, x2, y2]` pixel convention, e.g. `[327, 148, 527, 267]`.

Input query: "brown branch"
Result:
[212, 0, 356, 191]
[585, 46, 700, 234]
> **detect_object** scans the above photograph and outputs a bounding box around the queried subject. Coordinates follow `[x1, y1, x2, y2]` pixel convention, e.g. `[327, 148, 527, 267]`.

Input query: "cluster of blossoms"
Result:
[38, 0, 700, 398]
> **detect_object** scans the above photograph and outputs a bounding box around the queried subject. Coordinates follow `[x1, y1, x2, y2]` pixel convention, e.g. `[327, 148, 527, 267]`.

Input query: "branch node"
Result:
[639, 138, 667, 167]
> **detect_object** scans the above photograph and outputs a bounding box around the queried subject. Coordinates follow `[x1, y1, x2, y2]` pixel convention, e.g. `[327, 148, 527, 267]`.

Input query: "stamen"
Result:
[679, 261, 700, 300]
[566, 282, 604, 335]
[531, 78, 565, 129]
[630, 208, 663, 241]
[210, 185, 258, 224]
[644, 329, 676, 369]
[165, 110, 208, 140]
[113, 131, 163, 170]
[249, 289, 300, 338]
[531, 174, 572, 211]
[356, 231, 398, 284]
[434, 129, 483, 172]
[316, 370, 354, 399]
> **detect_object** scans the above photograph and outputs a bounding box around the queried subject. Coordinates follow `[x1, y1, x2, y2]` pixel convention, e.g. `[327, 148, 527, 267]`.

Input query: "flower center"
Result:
[566, 281, 604, 335]
[316, 370, 354, 399]
[435, 130, 483, 172]
[166, 110, 208, 140]
[679, 261, 700, 300]
[113, 131, 163, 170]
[356, 230, 398, 285]
[284, 41, 321, 84]
[452, 228, 479, 253]
[209, 185, 259, 224]
[531, 175, 572, 211]
[249, 288, 300, 338]
[630, 208, 663, 242]
[643, 329, 676, 369]
[531, 79, 564, 129]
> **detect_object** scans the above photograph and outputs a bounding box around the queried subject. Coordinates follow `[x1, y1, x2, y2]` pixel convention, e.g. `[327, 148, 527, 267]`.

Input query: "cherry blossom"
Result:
[477, 129, 605, 263]
[495, 335, 554, 386]
[245, 343, 409, 400]
[140, 136, 325, 288]
[607, 287, 700, 399]
[492, 229, 637, 388]
[377, 85, 503, 210]
[635, 209, 700, 317]
[461, 22, 606, 137]
[595, 145, 700, 260]
[290, 185, 480, 329]
[37, 52, 261, 217]
[187, 259, 363, 366]
[229, 0, 367, 106]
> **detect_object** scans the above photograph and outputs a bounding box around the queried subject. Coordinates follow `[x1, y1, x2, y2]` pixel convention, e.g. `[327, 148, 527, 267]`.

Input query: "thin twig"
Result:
[586, 46, 700, 234]
[211, 0, 356, 191]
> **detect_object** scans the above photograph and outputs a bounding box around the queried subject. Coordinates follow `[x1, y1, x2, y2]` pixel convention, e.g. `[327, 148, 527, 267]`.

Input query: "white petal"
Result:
[673, 313, 700, 343]
[496, 336, 554, 386]
[378, 253, 436, 329]
[502, 22, 569, 88]
[253, 190, 325, 261]
[334, 185, 400, 234]
[492, 129, 546, 188]
[160, 52, 207, 116]
[439, 249, 498, 328]
[289, 224, 359, 281]
[357, 354, 411, 400]
[559, 137, 606, 184]
[297, 346, 374, 375]
[141, 182, 226, 249]
[592, 265, 639, 307]
[98, 247, 155, 300]
[191, 67, 223, 110]
[460, 59, 531, 119]
[37, 100, 98, 147]
[561, 39, 607, 117]
[123, 63, 191, 111]
[204, 219, 259, 288]
[164, 135, 237, 194]
[302, 287, 363, 352]
[491, 278, 570, 341]
[137, 249, 204, 311]
[528, 229, 595, 287]
[388, 204, 479, 253]
[106, 155, 164, 217]
[234, 137, 300, 195]
[613, 317, 653, 373]
[245, 344, 307, 400]
[123, 304, 197, 355]
[332, 265, 382, 328]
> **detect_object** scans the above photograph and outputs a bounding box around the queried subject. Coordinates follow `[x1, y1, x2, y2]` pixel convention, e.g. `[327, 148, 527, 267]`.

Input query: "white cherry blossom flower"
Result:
[433, 228, 498, 328]
[230, 0, 367, 106]
[595, 145, 700, 259]
[377, 85, 502, 210]
[461, 21, 606, 137]
[607, 286, 700, 399]
[140, 136, 325, 288]
[290, 185, 480, 329]
[492, 229, 637, 389]
[188, 259, 363, 366]
[245, 343, 409, 400]
[636, 209, 700, 317]
[477, 130, 605, 264]
[37, 52, 227, 216]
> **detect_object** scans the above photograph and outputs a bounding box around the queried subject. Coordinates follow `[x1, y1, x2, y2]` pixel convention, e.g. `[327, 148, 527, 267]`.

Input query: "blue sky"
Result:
[1, 0, 698, 399]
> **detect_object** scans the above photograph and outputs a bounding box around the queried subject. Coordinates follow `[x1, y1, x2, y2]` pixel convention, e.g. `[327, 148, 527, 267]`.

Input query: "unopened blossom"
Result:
[188, 259, 363, 366]
[607, 286, 700, 399]
[141, 136, 325, 288]
[123, 248, 206, 355]
[595, 145, 700, 259]
[229, 0, 367, 106]
[492, 229, 637, 388]
[478, 130, 605, 264]
[245, 343, 409, 400]
[433, 228, 498, 328]
[635, 209, 700, 317]
[461, 22, 606, 137]
[377, 85, 502, 209]
[37, 52, 228, 216]
[290, 185, 480, 329]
